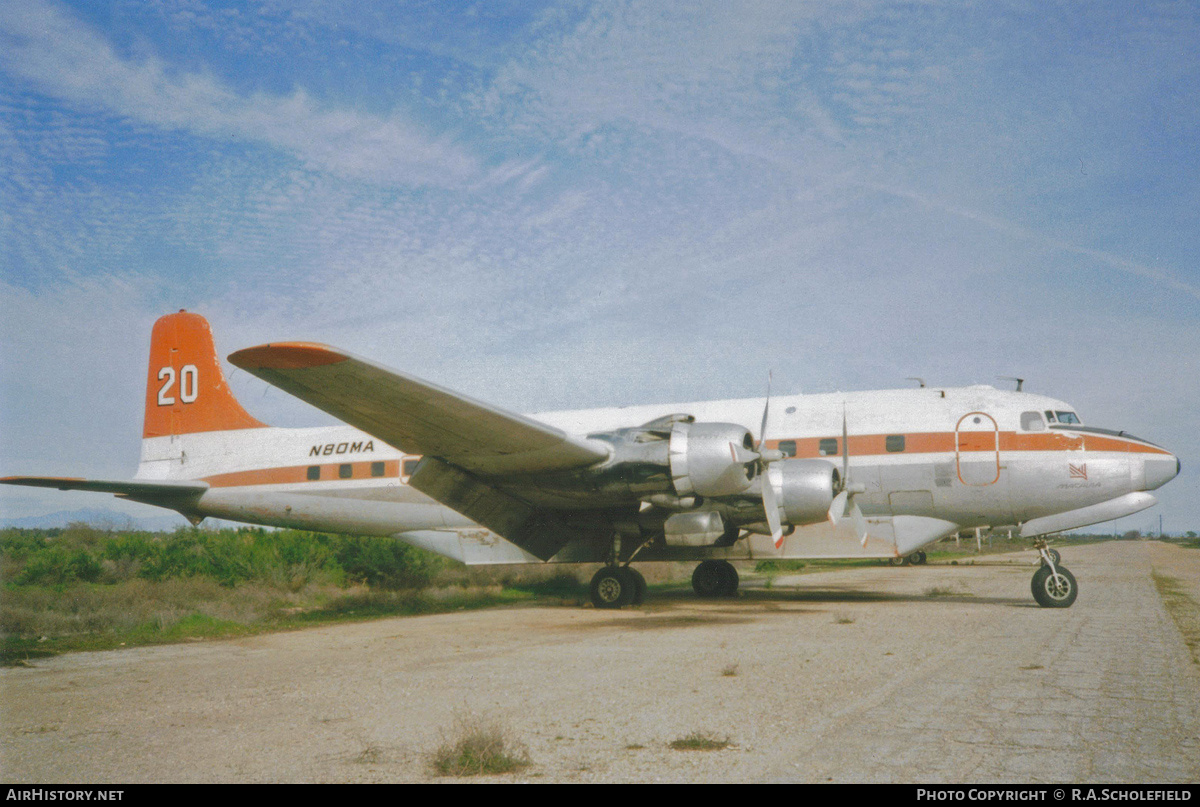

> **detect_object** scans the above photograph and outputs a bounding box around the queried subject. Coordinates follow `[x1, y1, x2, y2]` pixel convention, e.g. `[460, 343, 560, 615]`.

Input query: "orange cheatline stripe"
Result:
[767, 431, 1171, 458]
[193, 431, 1172, 490]
[201, 460, 401, 488]
[228, 342, 349, 370]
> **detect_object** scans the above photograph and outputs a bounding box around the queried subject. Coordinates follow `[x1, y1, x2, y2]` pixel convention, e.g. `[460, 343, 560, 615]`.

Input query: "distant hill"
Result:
[0, 507, 220, 531]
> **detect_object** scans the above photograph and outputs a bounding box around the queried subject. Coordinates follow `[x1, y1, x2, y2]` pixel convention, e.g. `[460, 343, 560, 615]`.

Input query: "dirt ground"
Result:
[3, 541, 1199, 783]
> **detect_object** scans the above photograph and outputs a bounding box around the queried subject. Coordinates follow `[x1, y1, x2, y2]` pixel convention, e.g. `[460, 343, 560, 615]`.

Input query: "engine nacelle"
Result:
[669, 421, 757, 498]
[770, 459, 839, 526]
[663, 510, 727, 546]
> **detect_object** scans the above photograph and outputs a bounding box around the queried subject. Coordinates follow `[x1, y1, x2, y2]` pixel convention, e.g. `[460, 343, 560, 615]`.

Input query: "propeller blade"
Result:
[828, 490, 848, 525]
[762, 468, 783, 548]
[841, 405, 850, 484]
[850, 498, 869, 546]
[728, 441, 759, 467]
[758, 371, 773, 452]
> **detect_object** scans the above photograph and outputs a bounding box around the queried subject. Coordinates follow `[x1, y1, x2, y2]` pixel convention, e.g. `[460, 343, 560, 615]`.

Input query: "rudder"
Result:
[143, 311, 266, 438]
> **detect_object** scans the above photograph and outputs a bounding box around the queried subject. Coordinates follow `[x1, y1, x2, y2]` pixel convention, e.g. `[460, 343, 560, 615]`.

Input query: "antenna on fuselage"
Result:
[905, 377, 926, 388]
[998, 376, 1025, 392]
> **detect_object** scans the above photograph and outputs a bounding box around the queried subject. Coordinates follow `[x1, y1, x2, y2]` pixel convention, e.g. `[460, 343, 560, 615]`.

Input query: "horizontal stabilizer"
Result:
[1, 476, 208, 504]
[229, 342, 610, 476]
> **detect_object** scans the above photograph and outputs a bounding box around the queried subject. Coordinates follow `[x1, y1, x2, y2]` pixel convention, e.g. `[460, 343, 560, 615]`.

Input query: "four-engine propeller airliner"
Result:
[3, 311, 1180, 608]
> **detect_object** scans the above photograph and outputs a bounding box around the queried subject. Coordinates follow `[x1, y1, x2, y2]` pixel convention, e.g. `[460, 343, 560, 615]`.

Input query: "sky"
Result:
[1, 0, 1197, 534]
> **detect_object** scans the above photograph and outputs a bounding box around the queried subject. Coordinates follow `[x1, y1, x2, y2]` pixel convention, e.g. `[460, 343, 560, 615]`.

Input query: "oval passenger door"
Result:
[956, 412, 1000, 486]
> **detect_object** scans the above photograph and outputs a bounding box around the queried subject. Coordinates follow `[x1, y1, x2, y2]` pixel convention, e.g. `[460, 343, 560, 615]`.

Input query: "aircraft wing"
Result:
[228, 342, 611, 477]
[1, 476, 208, 503]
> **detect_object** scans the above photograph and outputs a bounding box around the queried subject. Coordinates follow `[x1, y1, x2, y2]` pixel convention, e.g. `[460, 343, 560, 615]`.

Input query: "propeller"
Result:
[754, 372, 786, 548]
[827, 406, 869, 545]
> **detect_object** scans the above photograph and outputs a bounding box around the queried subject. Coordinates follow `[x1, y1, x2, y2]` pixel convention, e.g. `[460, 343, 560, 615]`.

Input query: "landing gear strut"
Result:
[1031, 539, 1076, 608]
[692, 560, 739, 598]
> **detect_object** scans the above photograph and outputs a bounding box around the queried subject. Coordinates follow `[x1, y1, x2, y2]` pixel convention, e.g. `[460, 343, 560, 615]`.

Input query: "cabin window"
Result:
[778, 440, 797, 457]
[886, 435, 905, 452]
[819, 438, 839, 456]
[339, 464, 353, 479]
[307, 466, 320, 481]
[371, 462, 385, 477]
[1054, 411, 1081, 424]
[403, 458, 421, 477]
[1021, 411, 1046, 431]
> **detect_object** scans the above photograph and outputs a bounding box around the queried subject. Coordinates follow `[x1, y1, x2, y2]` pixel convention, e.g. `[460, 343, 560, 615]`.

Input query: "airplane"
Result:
[2, 311, 1180, 609]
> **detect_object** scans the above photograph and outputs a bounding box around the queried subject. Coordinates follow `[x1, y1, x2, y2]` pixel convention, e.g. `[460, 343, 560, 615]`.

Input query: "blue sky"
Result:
[1, 0, 1197, 533]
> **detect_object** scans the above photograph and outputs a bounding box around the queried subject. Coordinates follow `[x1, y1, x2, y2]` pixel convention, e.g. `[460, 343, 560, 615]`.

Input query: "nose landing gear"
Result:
[1030, 539, 1076, 608]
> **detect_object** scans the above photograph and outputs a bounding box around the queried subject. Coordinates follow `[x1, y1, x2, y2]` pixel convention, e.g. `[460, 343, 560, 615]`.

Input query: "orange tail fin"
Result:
[143, 311, 266, 438]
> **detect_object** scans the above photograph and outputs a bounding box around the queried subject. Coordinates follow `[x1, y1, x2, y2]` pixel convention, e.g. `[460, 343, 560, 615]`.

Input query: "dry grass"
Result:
[430, 716, 532, 776]
[1153, 573, 1200, 666]
[669, 731, 731, 751]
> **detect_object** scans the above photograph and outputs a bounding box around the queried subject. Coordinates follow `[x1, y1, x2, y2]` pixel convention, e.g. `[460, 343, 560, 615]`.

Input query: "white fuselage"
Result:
[133, 383, 1178, 565]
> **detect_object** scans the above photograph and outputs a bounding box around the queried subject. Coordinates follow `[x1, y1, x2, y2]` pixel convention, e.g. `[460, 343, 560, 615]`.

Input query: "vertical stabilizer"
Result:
[143, 311, 266, 438]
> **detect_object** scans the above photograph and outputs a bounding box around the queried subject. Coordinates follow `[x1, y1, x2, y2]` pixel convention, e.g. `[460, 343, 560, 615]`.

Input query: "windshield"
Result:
[1045, 410, 1081, 425]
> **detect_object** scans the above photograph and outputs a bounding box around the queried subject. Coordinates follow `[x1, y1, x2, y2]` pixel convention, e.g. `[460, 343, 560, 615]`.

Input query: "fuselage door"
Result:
[956, 411, 1000, 486]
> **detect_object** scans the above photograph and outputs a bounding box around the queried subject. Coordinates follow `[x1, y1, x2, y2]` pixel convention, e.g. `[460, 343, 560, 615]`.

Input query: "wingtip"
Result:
[229, 342, 349, 370]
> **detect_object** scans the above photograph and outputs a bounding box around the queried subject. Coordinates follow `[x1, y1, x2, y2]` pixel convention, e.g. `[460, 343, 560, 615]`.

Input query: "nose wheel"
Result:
[1030, 540, 1076, 608]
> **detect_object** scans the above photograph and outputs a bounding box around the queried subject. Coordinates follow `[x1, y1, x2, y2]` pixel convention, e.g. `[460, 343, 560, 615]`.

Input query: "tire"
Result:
[1040, 548, 1062, 566]
[889, 556, 907, 567]
[1031, 564, 1077, 608]
[913, 551, 927, 565]
[692, 561, 725, 598]
[716, 562, 739, 597]
[591, 567, 634, 609]
[626, 567, 647, 605]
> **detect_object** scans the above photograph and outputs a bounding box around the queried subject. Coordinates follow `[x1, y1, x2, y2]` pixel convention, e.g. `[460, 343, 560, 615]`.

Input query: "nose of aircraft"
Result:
[1142, 453, 1181, 491]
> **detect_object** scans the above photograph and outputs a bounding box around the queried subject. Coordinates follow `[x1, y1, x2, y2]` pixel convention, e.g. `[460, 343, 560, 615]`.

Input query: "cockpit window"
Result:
[1044, 410, 1056, 423]
[1020, 411, 1045, 431]
[1055, 411, 1081, 425]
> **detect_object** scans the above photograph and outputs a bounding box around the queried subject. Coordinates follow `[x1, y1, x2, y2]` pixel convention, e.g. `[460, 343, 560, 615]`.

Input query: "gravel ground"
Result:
[2, 541, 1198, 783]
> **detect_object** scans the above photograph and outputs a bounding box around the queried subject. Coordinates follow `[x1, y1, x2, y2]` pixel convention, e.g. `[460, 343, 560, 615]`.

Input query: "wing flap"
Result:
[229, 343, 610, 476]
[409, 459, 614, 561]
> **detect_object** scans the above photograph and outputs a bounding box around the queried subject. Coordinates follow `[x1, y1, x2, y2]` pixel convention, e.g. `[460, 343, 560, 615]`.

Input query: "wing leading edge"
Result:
[228, 342, 611, 477]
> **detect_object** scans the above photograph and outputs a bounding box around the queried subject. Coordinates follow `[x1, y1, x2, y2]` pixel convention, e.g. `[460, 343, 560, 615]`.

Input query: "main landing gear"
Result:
[691, 560, 740, 598]
[1030, 540, 1076, 608]
[889, 551, 927, 567]
[589, 566, 647, 609]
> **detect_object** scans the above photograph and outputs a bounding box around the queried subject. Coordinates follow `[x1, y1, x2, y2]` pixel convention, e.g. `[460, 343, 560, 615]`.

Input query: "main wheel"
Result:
[692, 560, 726, 598]
[591, 567, 635, 609]
[716, 561, 739, 597]
[1031, 564, 1077, 608]
[626, 567, 647, 605]
[889, 556, 907, 567]
[912, 551, 927, 565]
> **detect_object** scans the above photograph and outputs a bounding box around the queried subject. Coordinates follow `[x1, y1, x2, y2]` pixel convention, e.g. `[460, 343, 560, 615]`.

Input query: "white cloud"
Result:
[0, 0, 480, 188]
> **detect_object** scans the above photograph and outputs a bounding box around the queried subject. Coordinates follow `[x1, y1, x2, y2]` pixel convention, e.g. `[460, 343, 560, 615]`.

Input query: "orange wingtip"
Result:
[228, 342, 349, 370]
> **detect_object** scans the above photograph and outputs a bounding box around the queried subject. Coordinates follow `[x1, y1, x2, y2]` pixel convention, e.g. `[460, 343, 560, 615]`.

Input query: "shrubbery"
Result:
[1, 524, 451, 590]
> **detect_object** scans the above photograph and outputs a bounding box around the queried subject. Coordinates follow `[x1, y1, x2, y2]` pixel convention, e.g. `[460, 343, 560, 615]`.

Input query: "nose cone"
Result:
[1143, 454, 1180, 491]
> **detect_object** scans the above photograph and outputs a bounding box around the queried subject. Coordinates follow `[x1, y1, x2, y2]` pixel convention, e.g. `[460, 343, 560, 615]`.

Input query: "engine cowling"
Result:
[769, 459, 839, 526]
[669, 421, 758, 498]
